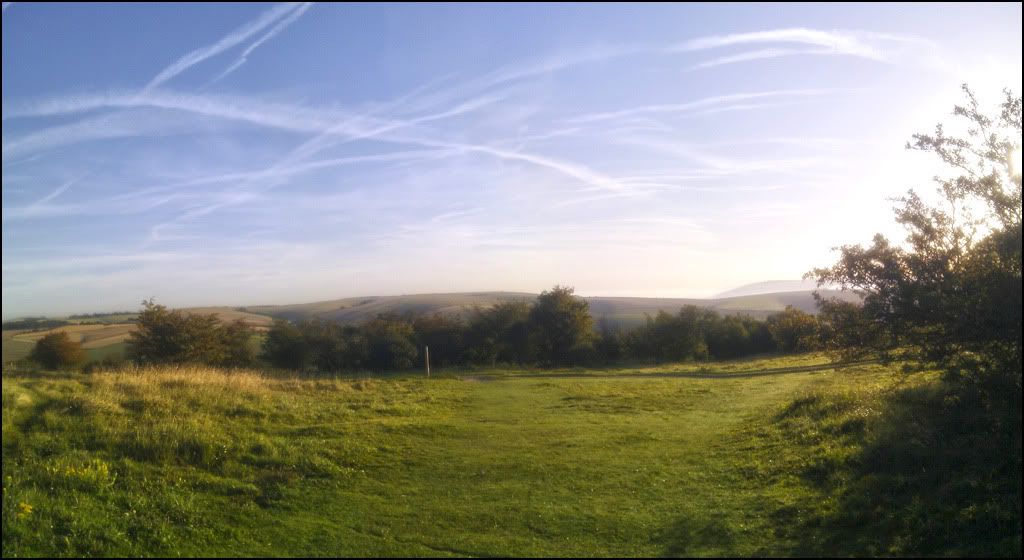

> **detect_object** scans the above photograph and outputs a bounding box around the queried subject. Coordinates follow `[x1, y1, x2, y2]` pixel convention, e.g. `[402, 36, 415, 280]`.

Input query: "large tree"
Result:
[527, 286, 595, 366]
[128, 299, 255, 367]
[811, 85, 1021, 388]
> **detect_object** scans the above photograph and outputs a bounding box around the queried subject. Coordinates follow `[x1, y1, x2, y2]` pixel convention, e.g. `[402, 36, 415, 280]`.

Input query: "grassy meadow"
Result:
[6, 353, 1015, 557]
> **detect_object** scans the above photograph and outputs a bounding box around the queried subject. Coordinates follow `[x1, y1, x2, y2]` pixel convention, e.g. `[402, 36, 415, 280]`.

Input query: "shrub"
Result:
[29, 332, 86, 370]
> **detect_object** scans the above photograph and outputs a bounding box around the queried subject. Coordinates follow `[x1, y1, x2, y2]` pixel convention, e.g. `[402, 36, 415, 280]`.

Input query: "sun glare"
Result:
[1011, 148, 1022, 178]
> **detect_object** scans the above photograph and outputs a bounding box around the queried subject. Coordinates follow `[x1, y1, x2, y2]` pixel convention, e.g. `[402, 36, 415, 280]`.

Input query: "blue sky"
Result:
[2, 2, 1021, 318]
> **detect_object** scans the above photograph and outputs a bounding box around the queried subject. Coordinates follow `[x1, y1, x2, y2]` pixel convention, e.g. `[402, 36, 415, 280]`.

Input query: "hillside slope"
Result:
[247, 289, 860, 326]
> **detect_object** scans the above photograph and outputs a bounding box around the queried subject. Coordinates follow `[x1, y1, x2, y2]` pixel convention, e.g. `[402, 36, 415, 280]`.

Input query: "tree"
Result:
[811, 85, 1021, 387]
[363, 314, 418, 372]
[766, 306, 820, 353]
[464, 301, 531, 366]
[128, 298, 254, 367]
[261, 319, 311, 370]
[527, 286, 595, 366]
[221, 319, 258, 368]
[29, 331, 86, 370]
[813, 296, 888, 362]
[413, 313, 466, 368]
[594, 317, 624, 364]
[707, 315, 752, 359]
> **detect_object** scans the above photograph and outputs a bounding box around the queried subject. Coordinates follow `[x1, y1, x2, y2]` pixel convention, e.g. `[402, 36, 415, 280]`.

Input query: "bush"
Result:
[29, 332, 86, 370]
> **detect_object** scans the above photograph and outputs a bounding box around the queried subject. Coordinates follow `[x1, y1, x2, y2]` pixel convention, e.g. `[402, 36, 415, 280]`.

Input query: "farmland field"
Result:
[7, 353, 1009, 557]
[1, 307, 273, 365]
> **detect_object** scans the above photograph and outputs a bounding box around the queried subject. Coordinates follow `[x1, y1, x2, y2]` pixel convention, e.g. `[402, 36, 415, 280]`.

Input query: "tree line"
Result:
[27, 287, 852, 373]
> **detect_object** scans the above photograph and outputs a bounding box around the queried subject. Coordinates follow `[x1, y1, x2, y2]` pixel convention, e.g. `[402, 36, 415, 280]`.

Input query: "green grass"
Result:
[2, 354, 1018, 557]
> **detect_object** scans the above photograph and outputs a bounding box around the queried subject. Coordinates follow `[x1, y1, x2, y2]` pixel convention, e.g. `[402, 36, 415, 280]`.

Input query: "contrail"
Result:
[144, 2, 302, 91]
[30, 174, 86, 207]
[206, 2, 314, 86]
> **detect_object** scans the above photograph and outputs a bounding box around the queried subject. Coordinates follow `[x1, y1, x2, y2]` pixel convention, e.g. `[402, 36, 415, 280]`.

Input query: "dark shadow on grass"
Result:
[654, 513, 736, 557]
[779, 377, 1022, 557]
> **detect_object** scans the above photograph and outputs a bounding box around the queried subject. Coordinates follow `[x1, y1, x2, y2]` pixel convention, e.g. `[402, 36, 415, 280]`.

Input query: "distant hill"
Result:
[179, 307, 274, 330]
[714, 279, 823, 298]
[247, 289, 860, 327]
[247, 292, 537, 324]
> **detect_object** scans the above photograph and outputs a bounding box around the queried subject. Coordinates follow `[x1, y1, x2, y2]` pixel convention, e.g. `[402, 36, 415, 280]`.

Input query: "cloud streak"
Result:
[206, 2, 314, 86]
[144, 2, 303, 91]
[688, 48, 835, 70]
[671, 27, 885, 60]
[30, 175, 85, 207]
[5, 10, 984, 319]
[565, 89, 838, 124]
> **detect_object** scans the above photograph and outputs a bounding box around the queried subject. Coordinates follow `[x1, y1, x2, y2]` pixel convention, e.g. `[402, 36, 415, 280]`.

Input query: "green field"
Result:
[2, 355, 1017, 557]
[1, 336, 35, 364]
[3, 325, 132, 363]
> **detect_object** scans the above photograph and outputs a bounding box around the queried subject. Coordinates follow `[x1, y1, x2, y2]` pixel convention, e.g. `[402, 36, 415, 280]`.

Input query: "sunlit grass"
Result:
[4, 355, 1014, 557]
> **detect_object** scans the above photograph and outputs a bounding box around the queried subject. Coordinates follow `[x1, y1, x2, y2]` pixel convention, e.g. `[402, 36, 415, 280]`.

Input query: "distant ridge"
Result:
[714, 279, 822, 299]
[246, 289, 860, 328]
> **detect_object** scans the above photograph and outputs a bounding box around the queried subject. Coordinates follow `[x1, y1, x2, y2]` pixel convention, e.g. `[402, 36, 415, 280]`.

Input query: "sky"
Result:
[2, 2, 1022, 319]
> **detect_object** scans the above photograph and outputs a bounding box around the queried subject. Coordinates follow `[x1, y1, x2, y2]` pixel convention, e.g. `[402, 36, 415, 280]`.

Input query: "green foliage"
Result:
[812, 85, 1022, 385]
[127, 299, 254, 367]
[814, 297, 888, 361]
[28, 332, 86, 370]
[624, 305, 752, 363]
[527, 286, 596, 366]
[412, 313, 465, 368]
[261, 319, 310, 370]
[705, 314, 773, 359]
[806, 85, 1022, 558]
[766, 305, 820, 353]
[463, 301, 531, 366]
[363, 314, 418, 372]
[254, 286, 834, 374]
[221, 320, 258, 368]
[594, 317, 624, 363]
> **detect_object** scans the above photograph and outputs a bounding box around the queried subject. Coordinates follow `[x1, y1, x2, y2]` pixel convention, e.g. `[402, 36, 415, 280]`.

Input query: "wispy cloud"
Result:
[6, 7, 988, 319]
[205, 2, 314, 86]
[142, 88, 506, 239]
[144, 2, 303, 91]
[671, 27, 885, 60]
[2, 89, 347, 129]
[688, 48, 835, 70]
[397, 27, 916, 116]
[30, 175, 85, 207]
[566, 89, 837, 124]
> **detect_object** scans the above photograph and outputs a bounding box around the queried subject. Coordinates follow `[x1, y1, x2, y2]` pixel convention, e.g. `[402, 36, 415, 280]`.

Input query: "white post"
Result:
[425, 345, 430, 377]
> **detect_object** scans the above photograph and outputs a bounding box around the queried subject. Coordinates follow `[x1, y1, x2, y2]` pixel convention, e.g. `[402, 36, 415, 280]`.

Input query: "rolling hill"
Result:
[247, 289, 860, 327]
